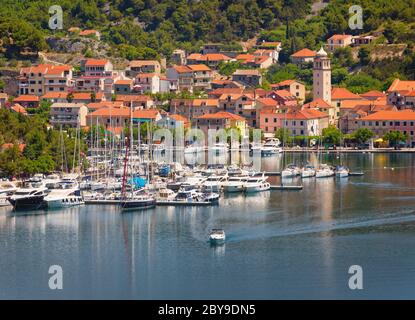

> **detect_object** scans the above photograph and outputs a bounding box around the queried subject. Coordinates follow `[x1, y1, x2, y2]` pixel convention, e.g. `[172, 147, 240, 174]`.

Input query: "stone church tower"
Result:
[313, 47, 331, 104]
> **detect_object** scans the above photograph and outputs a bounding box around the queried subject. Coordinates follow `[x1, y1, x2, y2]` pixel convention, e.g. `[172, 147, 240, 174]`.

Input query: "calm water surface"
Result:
[1, 153, 415, 299]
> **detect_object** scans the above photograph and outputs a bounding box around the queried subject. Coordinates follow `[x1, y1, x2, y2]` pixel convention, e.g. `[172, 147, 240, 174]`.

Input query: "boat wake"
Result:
[225, 210, 415, 243]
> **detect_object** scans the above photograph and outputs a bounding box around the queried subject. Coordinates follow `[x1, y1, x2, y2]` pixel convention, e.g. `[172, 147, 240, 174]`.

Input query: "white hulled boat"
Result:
[301, 164, 316, 178]
[244, 175, 270, 193]
[43, 180, 84, 209]
[0, 181, 17, 206]
[316, 164, 335, 178]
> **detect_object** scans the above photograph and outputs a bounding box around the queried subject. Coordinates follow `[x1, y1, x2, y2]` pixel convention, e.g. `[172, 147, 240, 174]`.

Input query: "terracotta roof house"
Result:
[13, 95, 40, 108]
[10, 103, 28, 115]
[290, 48, 316, 66]
[271, 80, 305, 103]
[260, 108, 329, 137]
[232, 70, 262, 87]
[356, 110, 415, 146]
[327, 34, 353, 52]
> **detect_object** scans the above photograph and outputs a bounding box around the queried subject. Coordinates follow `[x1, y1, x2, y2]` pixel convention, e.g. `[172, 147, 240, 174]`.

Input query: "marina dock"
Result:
[270, 185, 303, 190]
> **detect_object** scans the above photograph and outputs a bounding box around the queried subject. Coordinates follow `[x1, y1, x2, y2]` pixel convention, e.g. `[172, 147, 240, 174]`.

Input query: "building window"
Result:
[265, 118, 268, 123]
[395, 121, 400, 126]
[383, 122, 386, 126]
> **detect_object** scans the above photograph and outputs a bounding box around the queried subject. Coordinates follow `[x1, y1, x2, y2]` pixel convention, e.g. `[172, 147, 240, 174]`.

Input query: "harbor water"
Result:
[1, 152, 415, 299]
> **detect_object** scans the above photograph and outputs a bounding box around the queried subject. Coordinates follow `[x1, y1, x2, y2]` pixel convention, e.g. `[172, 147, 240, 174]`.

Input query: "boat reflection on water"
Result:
[210, 242, 226, 257]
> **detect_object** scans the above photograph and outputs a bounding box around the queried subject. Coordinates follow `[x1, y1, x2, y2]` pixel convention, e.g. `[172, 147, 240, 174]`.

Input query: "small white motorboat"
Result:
[261, 138, 282, 156]
[335, 165, 349, 178]
[301, 164, 316, 178]
[316, 164, 335, 178]
[222, 176, 248, 193]
[209, 229, 226, 244]
[282, 164, 301, 178]
[244, 175, 270, 193]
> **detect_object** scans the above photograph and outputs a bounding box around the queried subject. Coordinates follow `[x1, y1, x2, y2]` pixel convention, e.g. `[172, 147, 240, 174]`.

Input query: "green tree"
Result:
[275, 128, 292, 145]
[383, 131, 408, 148]
[353, 128, 374, 144]
[322, 126, 342, 145]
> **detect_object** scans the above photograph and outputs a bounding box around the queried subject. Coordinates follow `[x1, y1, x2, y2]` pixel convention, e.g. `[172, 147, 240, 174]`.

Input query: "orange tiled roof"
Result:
[44, 65, 72, 75]
[272, 80, 299, 87]
[115, 95, 152, 102]
[14, 95, 39, 102]
[196, 111, 246, 121]
[115, 79, 133, 85]
[41, 92, 68, 100]
[257, 98, 278, 107]
[129, 60, 159, 67]
[358, 110, 415, 121]
[360, 90, 386, 98]
[188, 64, 211, 72]
[169, 114, 189, 122]
[328, 34, 352, 41]
[331, 87, 361, 100]
[85, 59, 108, 67]
[303, 98, 333, 109]
[10, 103, 28, 114]
[208, 88, 245, 96]
[236, 54, 255, 61]
[291, 48, 316, 58]
[72, 92, 104, 100]
[387, 79, 415, 93]
[262, 109, 328, 120]
[88, 107, 159, 119]
[192, 99, 219, 107]
[272, 90, 295, 98]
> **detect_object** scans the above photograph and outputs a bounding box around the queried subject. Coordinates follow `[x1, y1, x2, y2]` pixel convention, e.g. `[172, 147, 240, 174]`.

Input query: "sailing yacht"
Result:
[282, 164, 301, 178]
[120, 103, 156, 212]
[316, 164, 335, 178]
[335, 165, 349, 178]
[301, 164, 316, 178]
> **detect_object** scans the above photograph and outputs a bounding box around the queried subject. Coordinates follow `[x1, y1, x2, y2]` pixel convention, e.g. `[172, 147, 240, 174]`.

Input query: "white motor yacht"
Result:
[8, 181, 48, 211]
[0, 181, 17, 206]
[202, 174, 227, 192]
[222, 176, 248, 193]
[43, 180, 84, 209]
[244, 175, 270, 193]
[156, 188, 177, 201]
[261, 139, 282, 156]
[209, 229, 226, 244]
